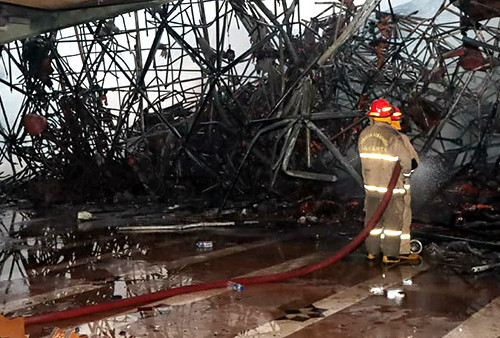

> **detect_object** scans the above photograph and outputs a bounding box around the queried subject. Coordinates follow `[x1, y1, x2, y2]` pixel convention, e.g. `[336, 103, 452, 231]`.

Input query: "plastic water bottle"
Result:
[196, 241, 213, 249]
[227, 281, 244, 292]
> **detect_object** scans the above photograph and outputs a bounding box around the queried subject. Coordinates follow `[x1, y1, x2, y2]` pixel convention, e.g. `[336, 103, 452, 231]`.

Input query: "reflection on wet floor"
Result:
[1, 208, 500, 337]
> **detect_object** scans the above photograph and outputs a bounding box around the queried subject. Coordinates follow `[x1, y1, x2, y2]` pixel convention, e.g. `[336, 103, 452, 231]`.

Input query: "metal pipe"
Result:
[471, 263, 500, 274]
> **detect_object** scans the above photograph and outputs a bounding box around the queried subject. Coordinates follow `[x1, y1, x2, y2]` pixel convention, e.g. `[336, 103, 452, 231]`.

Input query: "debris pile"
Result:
[425, 240, 500, 274]
[0, 0, 498, 220]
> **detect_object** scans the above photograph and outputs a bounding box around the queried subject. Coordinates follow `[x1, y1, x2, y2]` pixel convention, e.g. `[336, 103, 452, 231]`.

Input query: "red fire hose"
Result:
[24, 163, 402, 326]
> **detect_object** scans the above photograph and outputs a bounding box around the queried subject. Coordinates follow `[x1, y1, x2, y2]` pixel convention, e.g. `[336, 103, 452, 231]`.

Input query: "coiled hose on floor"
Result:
[24, 163, 401, 326]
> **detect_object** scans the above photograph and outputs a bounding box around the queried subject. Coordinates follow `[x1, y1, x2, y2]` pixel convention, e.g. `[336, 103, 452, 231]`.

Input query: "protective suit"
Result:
[398, 131, 419, 254]
[391, 107, 420, 255]
[358, 104, 418, 259]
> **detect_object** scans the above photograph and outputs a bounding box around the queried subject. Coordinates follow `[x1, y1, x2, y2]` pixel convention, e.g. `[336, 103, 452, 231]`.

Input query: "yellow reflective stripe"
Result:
[400, 234, 411, 240]
[370, 229, 383, 236]
[364, 185, 388, 193]
[364, 185, 406, 194]
[404, 184, 411, 190]
[380, 234, 386, 239]
[360, 153, 399, 162]
[403, 173, 411, 177]
[384, 230, 402, 236]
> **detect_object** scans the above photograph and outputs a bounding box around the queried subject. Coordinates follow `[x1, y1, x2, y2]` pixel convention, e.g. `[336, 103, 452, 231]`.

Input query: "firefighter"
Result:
[390, 106, 419, 256]
[358, 99, 419, 264]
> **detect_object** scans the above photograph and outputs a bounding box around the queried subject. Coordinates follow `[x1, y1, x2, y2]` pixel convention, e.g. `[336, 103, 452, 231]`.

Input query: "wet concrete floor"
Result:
[1, 208, 500, 337]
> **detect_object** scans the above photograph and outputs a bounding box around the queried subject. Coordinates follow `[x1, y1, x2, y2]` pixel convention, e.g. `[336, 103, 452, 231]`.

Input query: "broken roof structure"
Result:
[0, 0, 498, 213]
[1, 2, 500, 335]
[1, 0, 157, 10]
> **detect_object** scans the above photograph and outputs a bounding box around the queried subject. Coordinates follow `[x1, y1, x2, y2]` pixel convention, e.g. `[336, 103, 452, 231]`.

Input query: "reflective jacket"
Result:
[358, 121, 418, 196]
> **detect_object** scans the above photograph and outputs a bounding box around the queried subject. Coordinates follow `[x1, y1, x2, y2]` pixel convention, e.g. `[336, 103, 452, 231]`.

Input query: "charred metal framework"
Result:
[0, 0, 499, 206]
[1, 0, 500, 321]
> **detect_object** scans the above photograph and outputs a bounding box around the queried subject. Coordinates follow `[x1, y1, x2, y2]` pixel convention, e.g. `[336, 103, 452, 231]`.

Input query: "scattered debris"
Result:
[118, 221, 234, 233]
[471, 262, 500, 274]
[402, 279, 413, 286]
[446, 241, 483, 257]
[49, 327, 81, 338]
[424, 240, 500, 274]
[369, 286, 385, 296]
[386, 288, 405, 304]
[227, 281, 244, 292]
[298, 215, 318, 226]
[196, 241, 214, 249]
[77, 211, 93, 221]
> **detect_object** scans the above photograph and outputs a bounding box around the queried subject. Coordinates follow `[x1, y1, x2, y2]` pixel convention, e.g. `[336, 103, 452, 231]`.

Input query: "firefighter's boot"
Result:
[399, 253, 419, 260]
[382, 256, 401, 264]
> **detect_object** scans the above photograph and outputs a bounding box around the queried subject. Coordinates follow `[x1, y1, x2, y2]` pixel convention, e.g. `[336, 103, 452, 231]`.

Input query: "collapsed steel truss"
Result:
[0, 0, 499, 204]
[1, 0, 500, 311]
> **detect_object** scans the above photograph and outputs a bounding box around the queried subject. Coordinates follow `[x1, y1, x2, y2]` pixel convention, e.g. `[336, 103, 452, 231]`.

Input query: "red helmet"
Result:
[391, 106, 402, 121]
[367, 98, 393, 118]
